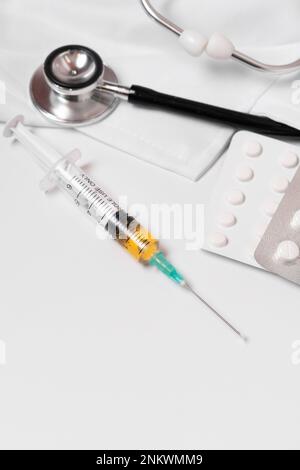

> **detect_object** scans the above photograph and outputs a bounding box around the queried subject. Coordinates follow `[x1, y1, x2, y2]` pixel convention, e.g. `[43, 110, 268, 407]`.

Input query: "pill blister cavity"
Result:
[271, 175, 289, 194]
[291, 210, 300, 230]
[263, 200, 278, 217]
[254, 222, 269, 241]
[280, 151, 299, 169]
[244, 141, 263, 158]
[275, 240, 300, 264]
[236, 166, 254, 182]
[209, 232, 228, 248]
[218, 212, 237, 228]
[227, 189, 245, 206]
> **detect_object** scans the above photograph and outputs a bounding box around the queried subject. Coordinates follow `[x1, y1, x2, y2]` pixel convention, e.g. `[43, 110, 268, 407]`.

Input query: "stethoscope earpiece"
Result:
[141, 0, 300, 73]
[179, 30, 234, 60]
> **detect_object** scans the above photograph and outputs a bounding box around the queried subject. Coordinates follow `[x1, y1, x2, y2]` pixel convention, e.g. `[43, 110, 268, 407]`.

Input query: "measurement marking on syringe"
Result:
[100, 208, 116, 221]
[94, 199, 109, 210]
[72, 176, 86, 199]
[101, 207, 116, 221]
[70, 175, 119, 225]
[69, 176, 149, 248]
[81, 188, 96, 202]
[81, 187, 94, 199]
[88, 193, 106, 210]
[86, 188, 94, 197]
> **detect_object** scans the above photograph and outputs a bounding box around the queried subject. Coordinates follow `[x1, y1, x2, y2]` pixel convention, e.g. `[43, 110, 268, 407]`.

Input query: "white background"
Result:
[1, 0, 300, 451]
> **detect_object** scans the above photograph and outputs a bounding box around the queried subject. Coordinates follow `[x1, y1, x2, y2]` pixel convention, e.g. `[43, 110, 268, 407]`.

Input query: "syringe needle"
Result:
[185, 284, 247, 342]
[148, 252, 247, 340]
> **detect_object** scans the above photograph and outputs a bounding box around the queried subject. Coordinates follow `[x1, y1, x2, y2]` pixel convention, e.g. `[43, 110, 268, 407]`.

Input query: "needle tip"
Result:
[184, 283, 248, 342]
[238, 334, 249, 344]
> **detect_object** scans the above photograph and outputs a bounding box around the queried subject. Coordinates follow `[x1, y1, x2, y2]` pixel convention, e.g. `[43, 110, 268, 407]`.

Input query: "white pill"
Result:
[263, 200, 278, 217]
[291, 210, 300, 229]
[244, 141, 263, 158]
[236, 166, 254, 182]
[227, 190, 245, 206]
[209, 232, 228, 248]
[218, 212, 237, 228]
[271, 175, 289, 193]
[206, 33, 235, 60]
[179, 30, 207, 57]
[279, 151, 299, 169]
[275, 240, 300, 264]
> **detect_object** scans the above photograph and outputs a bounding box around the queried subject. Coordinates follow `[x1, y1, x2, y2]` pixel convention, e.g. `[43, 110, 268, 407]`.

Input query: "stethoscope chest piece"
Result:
[30, 44, 300, 138]
[30, 45, 120, 127]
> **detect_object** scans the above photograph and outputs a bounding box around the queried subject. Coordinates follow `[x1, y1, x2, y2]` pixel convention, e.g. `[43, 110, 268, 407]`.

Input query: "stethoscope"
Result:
[30, 44, 300, 137]
[141, 0, 300, 74]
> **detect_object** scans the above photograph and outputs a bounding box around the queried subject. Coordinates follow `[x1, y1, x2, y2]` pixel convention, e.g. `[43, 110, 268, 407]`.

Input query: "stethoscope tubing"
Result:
[128, 85, 300, 137]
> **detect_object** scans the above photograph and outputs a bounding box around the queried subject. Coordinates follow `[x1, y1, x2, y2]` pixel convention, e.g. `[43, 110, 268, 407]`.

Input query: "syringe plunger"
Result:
[3, 115, 62, 172]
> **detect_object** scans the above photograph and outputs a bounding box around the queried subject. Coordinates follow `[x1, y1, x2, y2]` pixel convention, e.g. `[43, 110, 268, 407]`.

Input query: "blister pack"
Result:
[203, 131, 300, 271]
[254, 166, 300, 285]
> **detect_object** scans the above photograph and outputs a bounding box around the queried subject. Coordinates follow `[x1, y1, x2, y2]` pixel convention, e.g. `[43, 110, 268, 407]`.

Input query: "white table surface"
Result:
[0, 124, 300, 450]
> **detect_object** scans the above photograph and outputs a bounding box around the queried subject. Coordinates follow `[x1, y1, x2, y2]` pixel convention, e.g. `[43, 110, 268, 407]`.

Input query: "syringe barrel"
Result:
[53, 158, 158, 262]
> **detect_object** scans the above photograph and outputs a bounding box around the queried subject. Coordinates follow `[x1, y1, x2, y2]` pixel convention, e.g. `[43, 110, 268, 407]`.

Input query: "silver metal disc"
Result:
[30, 65, 120, 127]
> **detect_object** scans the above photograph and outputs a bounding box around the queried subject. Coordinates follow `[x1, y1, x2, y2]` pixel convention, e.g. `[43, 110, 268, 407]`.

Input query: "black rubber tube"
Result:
[129, 85, 300, 138]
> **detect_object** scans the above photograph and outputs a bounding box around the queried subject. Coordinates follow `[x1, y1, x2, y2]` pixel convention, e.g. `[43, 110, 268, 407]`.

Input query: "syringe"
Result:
[4, 116, 246, 340]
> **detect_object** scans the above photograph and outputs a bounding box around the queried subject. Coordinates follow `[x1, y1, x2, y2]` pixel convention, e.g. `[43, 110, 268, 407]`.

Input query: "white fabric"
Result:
[1, 0, 300, 180]
[251, 60, 300, 131]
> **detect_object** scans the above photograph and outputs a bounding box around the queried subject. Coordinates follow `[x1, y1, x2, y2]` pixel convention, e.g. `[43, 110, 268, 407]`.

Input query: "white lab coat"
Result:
[1, 0, 300, 179]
